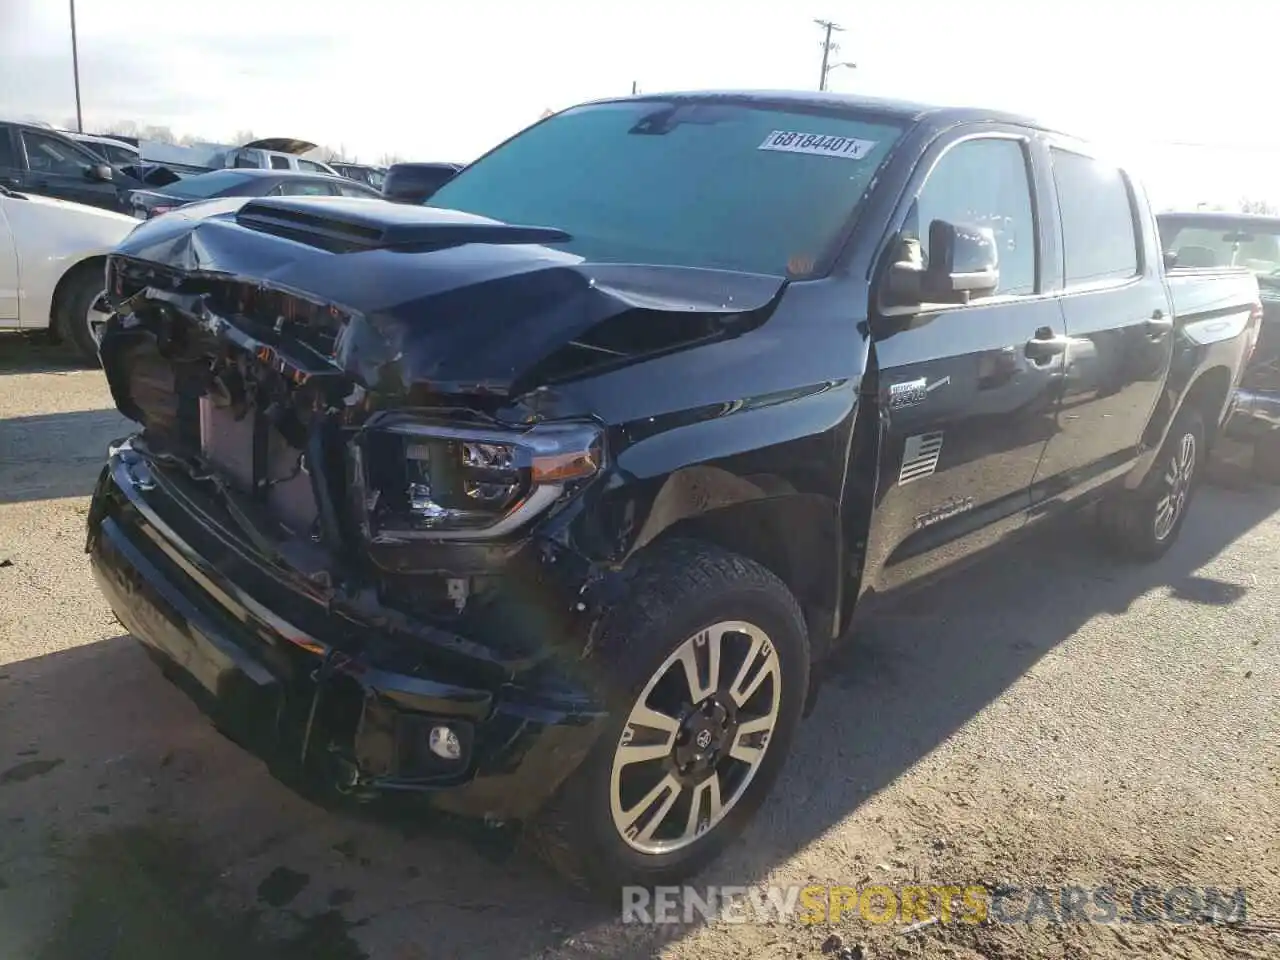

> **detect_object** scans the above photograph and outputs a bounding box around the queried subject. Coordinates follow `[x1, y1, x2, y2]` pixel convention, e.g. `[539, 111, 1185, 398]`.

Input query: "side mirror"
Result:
[923, 219, 999, 302]
[87, 163, 113, 182]
[1163, 249, 1178, 271]
[883, 219, 1000, 308]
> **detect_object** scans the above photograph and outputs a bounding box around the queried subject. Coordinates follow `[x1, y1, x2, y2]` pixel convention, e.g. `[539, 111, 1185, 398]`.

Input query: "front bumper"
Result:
[87, 441, 607, 822]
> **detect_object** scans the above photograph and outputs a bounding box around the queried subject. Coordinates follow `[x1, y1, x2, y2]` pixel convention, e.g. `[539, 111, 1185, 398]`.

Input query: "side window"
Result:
[297, 159, 325, 173]
[278, 179, 336, 196]
[336, 183, 374, 198]
[912, 137, 1037, 297]
[1051, 149, 1139, 286]
[21, 131, 93, 176]
[269, 155, 291, 170]
[0, 127, 15, 169]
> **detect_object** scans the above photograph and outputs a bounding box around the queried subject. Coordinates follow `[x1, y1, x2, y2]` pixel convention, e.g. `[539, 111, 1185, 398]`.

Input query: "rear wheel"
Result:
[56, 264, 110, 364]
[1097, 407, 1205, 561]
[525, 539, 809, 894]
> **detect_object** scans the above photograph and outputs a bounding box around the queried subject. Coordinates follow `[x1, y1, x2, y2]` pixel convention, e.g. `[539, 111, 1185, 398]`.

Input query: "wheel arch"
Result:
[630, 469, 842, 664]
[1179, 364, 1235, 444]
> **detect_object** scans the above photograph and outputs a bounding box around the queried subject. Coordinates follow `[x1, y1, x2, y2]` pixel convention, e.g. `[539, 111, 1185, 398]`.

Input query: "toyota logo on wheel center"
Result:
[695, 729, 713, 750]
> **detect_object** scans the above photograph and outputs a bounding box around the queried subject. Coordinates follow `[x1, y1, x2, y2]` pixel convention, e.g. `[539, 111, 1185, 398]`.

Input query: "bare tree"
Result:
[139, 124, 176, 144]
[98, 119, 138, 138]
[233, 129, 257, 145]
[377, 152, 406, 167]
[1240, 197, 1277, 215]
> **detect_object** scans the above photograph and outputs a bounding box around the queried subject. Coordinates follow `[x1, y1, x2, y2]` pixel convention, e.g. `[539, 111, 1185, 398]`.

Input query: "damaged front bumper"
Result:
[87, 440, 608, 822]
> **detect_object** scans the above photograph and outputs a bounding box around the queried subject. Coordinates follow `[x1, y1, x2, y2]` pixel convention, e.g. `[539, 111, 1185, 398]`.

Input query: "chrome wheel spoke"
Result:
[619, 774, 683, 843]
[629, 702, 681, 736]
[676, 623, 728, 704]
[683, 773, 723, 841]
[729, 631, 779, 708]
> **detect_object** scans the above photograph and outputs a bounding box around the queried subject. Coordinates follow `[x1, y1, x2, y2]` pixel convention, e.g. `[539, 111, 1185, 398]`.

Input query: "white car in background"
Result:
[0, 184, 136, 360]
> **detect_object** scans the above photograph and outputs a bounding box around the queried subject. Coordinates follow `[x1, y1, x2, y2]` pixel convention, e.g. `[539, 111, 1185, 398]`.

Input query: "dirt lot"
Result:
[0, 336, 1277, 960]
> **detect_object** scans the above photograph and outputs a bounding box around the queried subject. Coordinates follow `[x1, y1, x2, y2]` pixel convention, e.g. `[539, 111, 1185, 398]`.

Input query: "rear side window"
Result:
[297, 159, 326, 172]
[277, 179, 335, 196]
[269, 155, 291, 170]
[1051, 149, 1139, 287]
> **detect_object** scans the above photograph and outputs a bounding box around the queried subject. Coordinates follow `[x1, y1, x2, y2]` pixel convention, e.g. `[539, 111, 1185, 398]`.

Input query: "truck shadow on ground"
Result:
[0, 335, 91, 375]
[0, 410, 131, 505]
[1, 478, 1277, 959]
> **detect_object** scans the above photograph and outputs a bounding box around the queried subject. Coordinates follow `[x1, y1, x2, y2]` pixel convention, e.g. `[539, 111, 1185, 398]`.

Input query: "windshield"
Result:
[1160, 219, 1280, 285]
[427, 99, 906, 277]
[161, 170, 254, 199]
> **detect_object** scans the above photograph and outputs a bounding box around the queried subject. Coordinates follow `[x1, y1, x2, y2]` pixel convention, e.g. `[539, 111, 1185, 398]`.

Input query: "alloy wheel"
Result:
[1154, 430, 1197, 541]
[609, 620, 782, 855]
[86, 291, 111, 348]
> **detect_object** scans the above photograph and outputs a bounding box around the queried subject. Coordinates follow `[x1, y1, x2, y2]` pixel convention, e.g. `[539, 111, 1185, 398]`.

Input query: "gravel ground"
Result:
[0, 336, 1276, 960]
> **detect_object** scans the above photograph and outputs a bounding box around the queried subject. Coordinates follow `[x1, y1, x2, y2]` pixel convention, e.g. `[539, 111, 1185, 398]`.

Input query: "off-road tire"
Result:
[523, 538, 810, 896]
[55, 263, 107, 364]
[1097, 406, 1206, 561]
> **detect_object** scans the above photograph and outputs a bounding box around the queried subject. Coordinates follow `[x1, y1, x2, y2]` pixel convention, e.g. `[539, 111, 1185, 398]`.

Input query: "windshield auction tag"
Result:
[758, 131, 877, 159]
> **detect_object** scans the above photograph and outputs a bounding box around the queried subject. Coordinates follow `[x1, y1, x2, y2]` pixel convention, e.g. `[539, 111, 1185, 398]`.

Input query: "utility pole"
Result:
[69, 0, 83, 131]
[631, 80, 639, 95]
[814, 19, 843, 91]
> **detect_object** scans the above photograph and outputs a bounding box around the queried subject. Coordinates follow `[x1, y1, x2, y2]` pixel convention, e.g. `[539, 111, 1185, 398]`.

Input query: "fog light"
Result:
[428, 725, 462, 761]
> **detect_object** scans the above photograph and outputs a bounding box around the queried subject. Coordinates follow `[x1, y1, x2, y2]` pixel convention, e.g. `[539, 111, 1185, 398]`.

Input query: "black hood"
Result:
[108, 197, 786, 400]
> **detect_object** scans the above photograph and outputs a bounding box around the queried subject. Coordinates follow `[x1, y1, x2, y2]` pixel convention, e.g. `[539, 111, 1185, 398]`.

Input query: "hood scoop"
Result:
[234, 198, 571, 254]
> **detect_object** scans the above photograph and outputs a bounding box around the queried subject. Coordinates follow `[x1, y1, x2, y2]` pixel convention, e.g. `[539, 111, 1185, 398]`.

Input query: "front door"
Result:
[0, 201, 18, 323]
[1029, 146, 1174, 507]
[18, 128, 120, 210]
[862, 131, 1065, 595]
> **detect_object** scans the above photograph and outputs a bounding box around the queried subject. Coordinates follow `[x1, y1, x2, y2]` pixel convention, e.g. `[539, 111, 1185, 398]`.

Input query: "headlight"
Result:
[357, 419, 603, 541]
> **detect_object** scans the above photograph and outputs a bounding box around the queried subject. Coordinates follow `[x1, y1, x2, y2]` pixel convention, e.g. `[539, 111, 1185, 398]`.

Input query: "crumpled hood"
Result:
[108, 196, 786, 400]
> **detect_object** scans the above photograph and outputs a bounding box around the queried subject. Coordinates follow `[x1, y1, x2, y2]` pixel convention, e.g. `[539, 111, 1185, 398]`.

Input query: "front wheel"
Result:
[56, 264, 110, 364]
[525, 539, 810, 894]
[1097, 407, 1205, 561]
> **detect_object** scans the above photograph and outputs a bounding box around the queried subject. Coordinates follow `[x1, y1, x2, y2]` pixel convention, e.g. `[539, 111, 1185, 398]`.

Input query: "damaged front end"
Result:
[86, 196, 782, 819]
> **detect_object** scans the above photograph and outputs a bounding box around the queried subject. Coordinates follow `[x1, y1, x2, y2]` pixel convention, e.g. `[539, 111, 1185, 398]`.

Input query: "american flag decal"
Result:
[898, 431, 945, 485]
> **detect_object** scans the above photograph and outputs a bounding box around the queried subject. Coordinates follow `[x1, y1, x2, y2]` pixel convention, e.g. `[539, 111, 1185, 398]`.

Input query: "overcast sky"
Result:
[2, 0, 1276, 207]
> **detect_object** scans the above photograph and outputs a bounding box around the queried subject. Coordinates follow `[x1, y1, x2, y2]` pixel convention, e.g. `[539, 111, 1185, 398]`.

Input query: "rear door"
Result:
[1029, 145, 1174, 509]
[863, 128, 1066, 593]
[17, 128, 120, 209]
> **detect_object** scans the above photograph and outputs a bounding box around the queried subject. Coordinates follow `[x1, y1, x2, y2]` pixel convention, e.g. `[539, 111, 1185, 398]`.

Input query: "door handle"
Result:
[1146, 310, 1174, 336]
[1024, 328, 1071, 363]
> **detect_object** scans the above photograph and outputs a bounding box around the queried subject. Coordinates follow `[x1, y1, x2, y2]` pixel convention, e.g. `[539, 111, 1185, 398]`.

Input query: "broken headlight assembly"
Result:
[356, 419, 604, 541]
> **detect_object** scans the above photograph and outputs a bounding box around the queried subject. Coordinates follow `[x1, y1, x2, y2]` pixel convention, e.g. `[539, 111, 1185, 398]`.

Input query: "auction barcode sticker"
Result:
[758, 130, 877, 160]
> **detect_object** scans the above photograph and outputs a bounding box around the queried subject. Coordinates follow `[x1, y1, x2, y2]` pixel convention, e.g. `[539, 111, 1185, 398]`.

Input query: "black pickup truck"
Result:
[1158, 211, 1280, 480]
[87, 91, 1260, 892]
